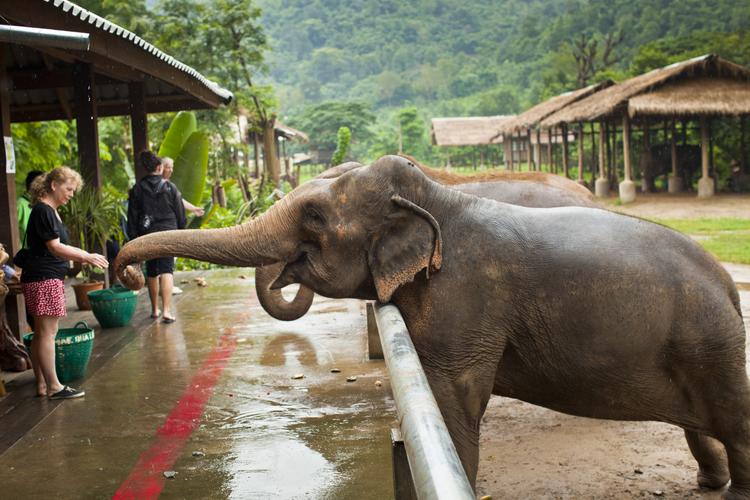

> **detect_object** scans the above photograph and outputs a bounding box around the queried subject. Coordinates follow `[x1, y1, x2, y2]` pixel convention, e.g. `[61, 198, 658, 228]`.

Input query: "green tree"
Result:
[293, 101, 375, 155]
[331, 127, 352, 165]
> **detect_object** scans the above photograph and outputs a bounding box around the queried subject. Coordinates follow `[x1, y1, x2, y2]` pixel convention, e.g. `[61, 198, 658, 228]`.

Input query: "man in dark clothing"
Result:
[127, 151, 186, 323]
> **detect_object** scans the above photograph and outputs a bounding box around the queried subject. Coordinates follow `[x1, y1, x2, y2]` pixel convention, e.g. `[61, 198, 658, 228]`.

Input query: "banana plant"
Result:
[158, 111, 208, 207]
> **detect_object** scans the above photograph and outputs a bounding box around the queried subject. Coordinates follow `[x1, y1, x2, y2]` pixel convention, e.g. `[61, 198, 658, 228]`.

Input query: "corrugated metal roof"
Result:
[45, 0, 232, 104]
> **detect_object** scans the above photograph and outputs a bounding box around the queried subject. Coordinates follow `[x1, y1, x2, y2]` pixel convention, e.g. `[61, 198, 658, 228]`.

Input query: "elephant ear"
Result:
[368, 195, 443, 303]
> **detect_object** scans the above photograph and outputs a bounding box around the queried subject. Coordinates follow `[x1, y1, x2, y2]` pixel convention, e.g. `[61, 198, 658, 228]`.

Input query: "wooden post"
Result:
[0, 47, 24, 338]
[741, 115, 747, 173]
[589, 123, 597, 185]
[577, 124, 584, 184]
[503, 134, 510, 170]
[605, 122, 612, 183]
[526, 128, 533, 171]
[517, 130, 523, 171]
[698, 117, 714, 197]
[610, 123, 619, 186]
[668, 120, 682, 193]
[73, 62, 101, 188]
[641, 121, 652, 193]
[595, 121, 609, 197]
[535, 129, 542, 171]
[562, 124, 569, 178]
[128, 81, 148, 180]
[547, 132, 557, 174]
[619, 113, 636, 203]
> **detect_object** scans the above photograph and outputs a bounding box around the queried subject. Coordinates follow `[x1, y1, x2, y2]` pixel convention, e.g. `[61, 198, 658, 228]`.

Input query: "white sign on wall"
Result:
[4, 136, 15, 174]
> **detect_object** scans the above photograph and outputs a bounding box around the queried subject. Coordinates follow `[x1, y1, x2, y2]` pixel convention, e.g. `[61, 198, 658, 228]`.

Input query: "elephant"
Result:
[115, 155, 749, 498]
[255, 157, 599, 321]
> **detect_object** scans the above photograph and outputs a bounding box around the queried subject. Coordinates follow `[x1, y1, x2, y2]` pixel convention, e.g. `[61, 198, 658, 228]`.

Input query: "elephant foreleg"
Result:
[425, 365, 496, 489]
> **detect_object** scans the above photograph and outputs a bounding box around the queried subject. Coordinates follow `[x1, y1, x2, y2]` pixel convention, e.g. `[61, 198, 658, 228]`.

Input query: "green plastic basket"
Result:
[88, 286, 138, 328]
[23, 321, 95, 383]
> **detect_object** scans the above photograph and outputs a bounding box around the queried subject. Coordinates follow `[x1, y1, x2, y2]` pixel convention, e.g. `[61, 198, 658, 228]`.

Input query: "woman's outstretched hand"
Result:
[84, 252, 109, 269]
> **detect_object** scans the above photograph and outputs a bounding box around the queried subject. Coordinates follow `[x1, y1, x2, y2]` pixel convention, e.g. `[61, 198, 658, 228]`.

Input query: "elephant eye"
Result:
[305, 206, 325, 225]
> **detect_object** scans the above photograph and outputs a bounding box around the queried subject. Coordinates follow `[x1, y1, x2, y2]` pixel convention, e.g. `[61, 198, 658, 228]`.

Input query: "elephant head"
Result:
[255, 155, 597, 320]
[253, 161, 364, 320]
[116, 156, 444, 310]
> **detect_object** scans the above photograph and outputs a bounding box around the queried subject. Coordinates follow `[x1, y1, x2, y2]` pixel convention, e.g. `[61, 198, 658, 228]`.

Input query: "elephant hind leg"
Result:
[684, 430, 729, 489]
[702, 381, 750, 499]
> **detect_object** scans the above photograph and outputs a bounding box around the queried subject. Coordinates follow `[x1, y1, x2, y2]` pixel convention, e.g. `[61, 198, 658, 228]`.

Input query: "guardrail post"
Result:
[366, 302, 383, 359]
[376, 303, 475, 500]
[391, 428, 417, 500]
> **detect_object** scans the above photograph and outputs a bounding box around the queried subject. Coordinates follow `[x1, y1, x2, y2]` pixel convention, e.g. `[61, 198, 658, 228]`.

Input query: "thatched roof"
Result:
[496, 80, 614, 136]
[431, 116, 514, 146]
[628, 77, 750, 117]
[541, 54, 750, 127]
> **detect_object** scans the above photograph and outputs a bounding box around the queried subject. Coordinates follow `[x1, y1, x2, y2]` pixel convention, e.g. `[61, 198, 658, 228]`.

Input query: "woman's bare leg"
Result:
[33, 315, 63, 395]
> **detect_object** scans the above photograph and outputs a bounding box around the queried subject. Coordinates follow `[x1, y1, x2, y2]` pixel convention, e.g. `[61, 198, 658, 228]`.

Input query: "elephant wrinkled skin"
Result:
[116, 155, 749, 498]
[256, 158, 598, 320]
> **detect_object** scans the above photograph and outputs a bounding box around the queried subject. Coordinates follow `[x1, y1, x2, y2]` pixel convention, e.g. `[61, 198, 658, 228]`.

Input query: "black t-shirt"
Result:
[20, 203, 70, 283]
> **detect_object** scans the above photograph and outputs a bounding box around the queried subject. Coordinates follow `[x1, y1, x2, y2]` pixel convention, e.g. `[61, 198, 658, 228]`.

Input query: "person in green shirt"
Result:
[17, 170, 44, 246]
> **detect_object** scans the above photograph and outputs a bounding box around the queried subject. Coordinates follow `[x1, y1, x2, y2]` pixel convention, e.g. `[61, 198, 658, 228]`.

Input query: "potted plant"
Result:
[61, 186, 125, 310]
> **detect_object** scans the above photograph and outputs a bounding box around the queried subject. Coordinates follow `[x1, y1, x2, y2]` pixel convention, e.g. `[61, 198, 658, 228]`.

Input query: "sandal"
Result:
[150, 310, 161, 319]
[49, 386, 85, 400]
[161, 316, 176, 324]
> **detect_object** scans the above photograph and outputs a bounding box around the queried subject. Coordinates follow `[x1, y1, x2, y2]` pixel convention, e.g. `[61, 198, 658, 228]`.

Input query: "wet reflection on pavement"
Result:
[0, 269, 396, 499]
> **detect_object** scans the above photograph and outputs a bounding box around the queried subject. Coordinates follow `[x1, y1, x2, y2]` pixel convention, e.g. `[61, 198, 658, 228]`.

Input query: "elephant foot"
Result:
[723, 485, 750, 500]
[698, 468, 730, 489]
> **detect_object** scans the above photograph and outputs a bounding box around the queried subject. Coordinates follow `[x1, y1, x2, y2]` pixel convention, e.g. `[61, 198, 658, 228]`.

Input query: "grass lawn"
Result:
[649, 218, 750, 265]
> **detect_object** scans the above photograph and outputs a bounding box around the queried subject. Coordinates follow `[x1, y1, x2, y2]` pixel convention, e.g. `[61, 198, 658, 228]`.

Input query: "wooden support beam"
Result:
[698, 117, 715, 197]
[577, 124, 584, 183]
[73, 62, 101, 188]
[128, 81, 148, 180]
[741, 115, 747, 173]
[526, 128, 533, 171]
[546, 130, 552, 173]
[0, 45, 24, 338]
[623, 114, 632, 182]
[562, 124, 569, 178]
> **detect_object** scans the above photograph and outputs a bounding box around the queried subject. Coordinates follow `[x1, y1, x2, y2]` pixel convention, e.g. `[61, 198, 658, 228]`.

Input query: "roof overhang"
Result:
[2, 0, 233, 122]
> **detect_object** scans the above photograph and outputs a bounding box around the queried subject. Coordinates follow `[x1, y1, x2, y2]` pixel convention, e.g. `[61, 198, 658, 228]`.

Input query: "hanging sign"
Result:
[4, 137, 15, 174]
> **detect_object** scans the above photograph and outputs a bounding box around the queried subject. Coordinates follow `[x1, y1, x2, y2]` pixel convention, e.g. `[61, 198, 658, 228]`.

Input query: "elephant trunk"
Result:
[115, 213, 289, 290]
[255, 263, 315, 321]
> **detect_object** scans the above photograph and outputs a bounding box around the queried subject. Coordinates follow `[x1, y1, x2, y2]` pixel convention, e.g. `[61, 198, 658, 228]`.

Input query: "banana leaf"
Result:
[158, 111, 197, 159]
[171, 131, 209, 206]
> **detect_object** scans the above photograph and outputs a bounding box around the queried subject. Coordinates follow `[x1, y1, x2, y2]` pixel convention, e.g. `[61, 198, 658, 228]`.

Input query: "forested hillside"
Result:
[258, 0, 748, 160]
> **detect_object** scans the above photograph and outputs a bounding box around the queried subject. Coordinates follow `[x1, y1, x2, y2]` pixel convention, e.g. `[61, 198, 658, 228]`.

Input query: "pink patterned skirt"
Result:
[22, 279, 66, 317]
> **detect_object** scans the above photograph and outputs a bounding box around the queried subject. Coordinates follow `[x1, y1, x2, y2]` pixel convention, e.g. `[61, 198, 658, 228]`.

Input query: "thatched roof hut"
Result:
[541, 54, 750, 128]
[496, 80, 614, 136]
[431, 116, 514, 146]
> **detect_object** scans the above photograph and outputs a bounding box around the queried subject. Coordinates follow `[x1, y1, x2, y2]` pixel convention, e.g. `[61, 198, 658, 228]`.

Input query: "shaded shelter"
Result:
[430, 115, 514, 168]
[541, 54, 750, 201]
[0, 0, 233, 337]
[494, 81, 613, 175]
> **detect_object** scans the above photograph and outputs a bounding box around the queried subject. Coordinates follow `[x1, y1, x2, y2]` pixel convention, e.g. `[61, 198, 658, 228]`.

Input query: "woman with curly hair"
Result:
[22, 166, 108, 399]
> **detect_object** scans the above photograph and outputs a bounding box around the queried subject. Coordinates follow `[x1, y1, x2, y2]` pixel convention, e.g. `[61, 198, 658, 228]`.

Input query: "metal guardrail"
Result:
[373, 303, 475, 500]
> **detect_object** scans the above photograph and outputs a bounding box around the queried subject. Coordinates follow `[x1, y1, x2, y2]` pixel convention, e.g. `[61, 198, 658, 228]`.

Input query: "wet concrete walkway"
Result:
[0, 269, 395, 499]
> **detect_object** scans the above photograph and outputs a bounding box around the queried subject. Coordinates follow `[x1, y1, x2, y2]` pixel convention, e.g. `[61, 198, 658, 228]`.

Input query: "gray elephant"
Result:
[116, 155, 748, 498]
[255, 158, 599, 321]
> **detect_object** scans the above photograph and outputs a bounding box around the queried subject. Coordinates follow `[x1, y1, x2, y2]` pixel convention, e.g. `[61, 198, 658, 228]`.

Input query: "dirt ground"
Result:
[605, 192, 750, 219]
[476, 192, 750, 499]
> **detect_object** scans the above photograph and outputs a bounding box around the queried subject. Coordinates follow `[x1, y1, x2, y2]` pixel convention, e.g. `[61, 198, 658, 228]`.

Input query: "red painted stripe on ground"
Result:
[113, 332, 238, 500]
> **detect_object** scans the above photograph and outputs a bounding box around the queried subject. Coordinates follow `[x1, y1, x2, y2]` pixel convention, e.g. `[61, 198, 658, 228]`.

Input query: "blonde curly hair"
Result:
[29, 166, 83, 205]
